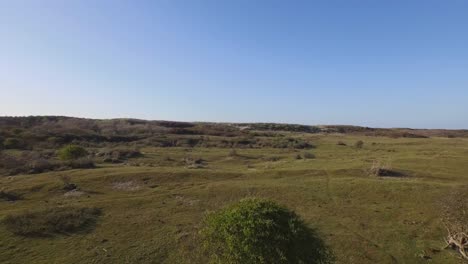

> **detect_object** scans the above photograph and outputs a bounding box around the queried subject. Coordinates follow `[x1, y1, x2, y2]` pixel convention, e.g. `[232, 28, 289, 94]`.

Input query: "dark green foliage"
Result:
[2, 207, 101, 236]
[58, 145, 88, 160]
[201, 198, 333, 264]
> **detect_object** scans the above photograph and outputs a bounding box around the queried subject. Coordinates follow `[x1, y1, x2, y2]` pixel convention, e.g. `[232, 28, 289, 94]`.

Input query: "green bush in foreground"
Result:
[201, 198, 333, 264]
[2, 207, 101, 236]
[58, 145, 88, 160]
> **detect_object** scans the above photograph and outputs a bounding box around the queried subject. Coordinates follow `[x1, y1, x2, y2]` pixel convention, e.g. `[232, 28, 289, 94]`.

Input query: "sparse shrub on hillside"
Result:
[0, 153, 22, 170]
[65, 157, 95, 169]
[59, 175, 78, 191]
[0, 150, 94, 176]
[175, 138, 200, 147]
[183, 156, 206, 169]
[337, 141, 347, 146]
[0, 190, 22, 201]
[270, 137, 314, 149]
[3, 138, 23, 149]
[295, 154, 302, 159]
[228, 149, 238, 157]
[27, 158, 56, 174]
[0, 151, 61, 175]
[97, 147, 142, 163]
[355, 140, 364, 149]
[183, 156, 204, 165]
[263, 156, 281, 162]
[200, 198, 333, 264]
[2, 207, 101, 236]
[58, 145, 88, 160]
[368, 160, 401, 177]
[302, 152, 316, 159]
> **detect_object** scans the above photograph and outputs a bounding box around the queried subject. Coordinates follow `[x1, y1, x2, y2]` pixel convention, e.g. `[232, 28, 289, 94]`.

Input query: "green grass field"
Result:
[2, 135, 468, 263]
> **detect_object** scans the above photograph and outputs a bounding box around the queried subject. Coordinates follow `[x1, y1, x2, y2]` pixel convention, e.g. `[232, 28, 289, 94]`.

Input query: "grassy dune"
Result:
[1, 135, 468, 263]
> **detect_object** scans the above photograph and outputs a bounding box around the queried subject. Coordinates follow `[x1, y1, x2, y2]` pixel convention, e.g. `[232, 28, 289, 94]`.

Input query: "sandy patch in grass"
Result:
[112, 181, 142, 191]
[64, 189, 86, 197]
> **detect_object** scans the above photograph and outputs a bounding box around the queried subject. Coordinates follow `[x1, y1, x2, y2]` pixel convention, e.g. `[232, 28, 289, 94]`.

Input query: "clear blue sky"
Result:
[1, 0, 467, 128]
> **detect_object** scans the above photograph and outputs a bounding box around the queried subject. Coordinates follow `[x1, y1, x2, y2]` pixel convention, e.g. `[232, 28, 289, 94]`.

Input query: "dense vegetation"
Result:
[201, 198, 333, 264]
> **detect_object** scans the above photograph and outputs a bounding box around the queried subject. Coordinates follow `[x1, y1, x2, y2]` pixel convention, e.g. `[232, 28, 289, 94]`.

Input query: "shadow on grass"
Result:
[377, 169, 407, 178]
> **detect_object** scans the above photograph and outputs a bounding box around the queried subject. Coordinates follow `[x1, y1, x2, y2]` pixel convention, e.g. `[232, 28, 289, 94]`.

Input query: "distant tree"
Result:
[58, 145, 88, 160]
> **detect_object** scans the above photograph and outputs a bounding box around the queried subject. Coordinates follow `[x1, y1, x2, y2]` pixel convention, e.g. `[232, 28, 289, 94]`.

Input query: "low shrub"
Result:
[355, 140, 364, 148]
[228, 149, 238, 157]
[302, 152, 316, 159]
[58, 145, 88, 160]
[59, 175, 78, 191]
[3, 138, 23, 149]
[2, 207, 101, 236]
[337, 141, 347, 146]
[200, 198, 333, 264]
[0, 153, 22, 170]
[263, 156, 281, 162]
[97, 148, 142, 163]
[27, 158, 57, 174]
[183, 156, 204, 165]
[1, 152, 61, 175]
[368, 160, 401, 177]
[65, 157, 95, 169]
[0, 190, 22, 201]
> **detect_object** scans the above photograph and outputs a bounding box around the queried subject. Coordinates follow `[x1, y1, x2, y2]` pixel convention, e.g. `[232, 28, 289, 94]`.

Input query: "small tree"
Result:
[201, 198, 333, 264]
[58, 145, 88, 160]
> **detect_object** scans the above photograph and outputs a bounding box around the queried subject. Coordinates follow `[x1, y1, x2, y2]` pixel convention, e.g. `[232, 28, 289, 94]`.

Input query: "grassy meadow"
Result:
[2, 132, 468, 263]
